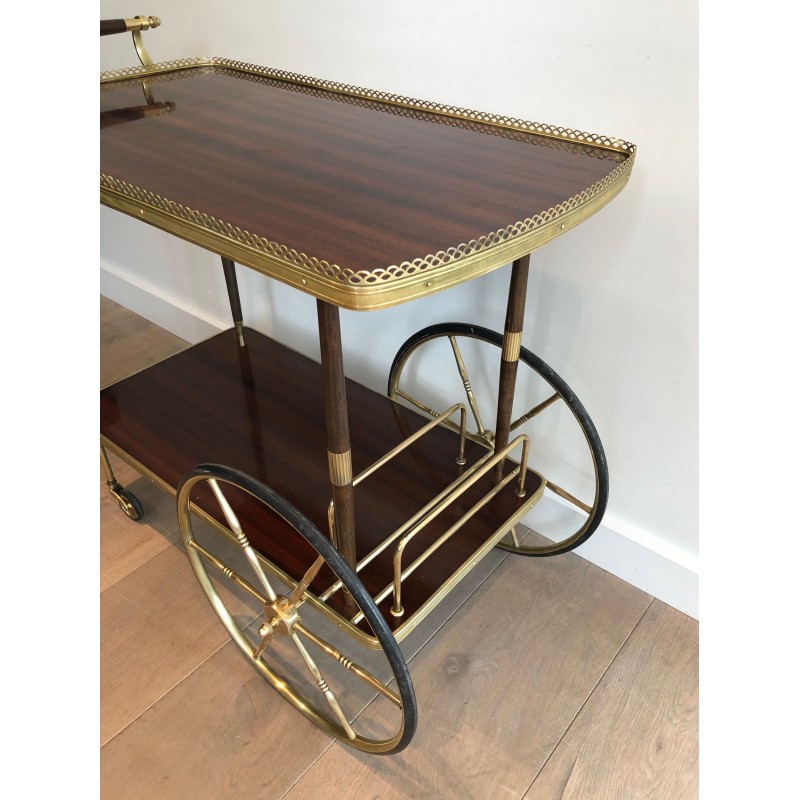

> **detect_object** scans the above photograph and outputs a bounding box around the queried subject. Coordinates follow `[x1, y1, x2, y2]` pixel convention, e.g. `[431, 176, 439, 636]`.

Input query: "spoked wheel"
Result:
[176, 464, 417, 753]
[388, 322, 608, 556]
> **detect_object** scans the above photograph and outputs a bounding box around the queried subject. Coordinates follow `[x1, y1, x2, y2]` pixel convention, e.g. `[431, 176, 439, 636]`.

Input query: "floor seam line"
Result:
[100, 635, 233, 749]
[517, 595, 655, 798]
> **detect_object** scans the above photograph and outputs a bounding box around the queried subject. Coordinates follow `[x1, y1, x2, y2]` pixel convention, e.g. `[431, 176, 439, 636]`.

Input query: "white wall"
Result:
[100, 0, 698, 616]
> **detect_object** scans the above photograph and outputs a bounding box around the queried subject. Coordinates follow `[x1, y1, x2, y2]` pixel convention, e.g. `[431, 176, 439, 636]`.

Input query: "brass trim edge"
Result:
[218, 58, 633, 152]
[327, 449, 353, 487]
[501, 332, 522, 362]
[99, 160, 632, 310]
[102, 65, 625, 162]
[100, 59, 636, 310]
[100, 56, 214, 81]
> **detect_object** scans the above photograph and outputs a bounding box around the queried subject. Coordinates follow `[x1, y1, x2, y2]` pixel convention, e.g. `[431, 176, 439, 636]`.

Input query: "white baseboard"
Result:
[101, 260, 224, 343]
[100, 265, 699, 620]
[517, 493, 697, 620]
[569, 513, 698, 620]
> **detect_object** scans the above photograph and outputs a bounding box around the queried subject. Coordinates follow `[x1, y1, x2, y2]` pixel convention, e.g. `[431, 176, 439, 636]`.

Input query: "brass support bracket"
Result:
[130, 16, 161, 69]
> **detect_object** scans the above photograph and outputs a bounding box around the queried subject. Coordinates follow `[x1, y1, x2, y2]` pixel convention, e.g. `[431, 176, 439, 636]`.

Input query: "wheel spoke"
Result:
[510, 391, 560, 432]
[449, 336, 488, 437]
[187, 539, 268, 605]
[208, 478, 279, 602]
[287, 555, 325, 607]
[545, 479, 592, 515]
[295, 621, 403, 707]
[253, 621, 277, 659]
[393, 388, 443, 420]
[290, 632, 356, 739]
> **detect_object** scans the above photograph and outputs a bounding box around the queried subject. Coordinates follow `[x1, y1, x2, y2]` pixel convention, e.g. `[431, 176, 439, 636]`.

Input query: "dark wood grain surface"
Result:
[100, 328, 541, 632]
[100, 67, 625, 274]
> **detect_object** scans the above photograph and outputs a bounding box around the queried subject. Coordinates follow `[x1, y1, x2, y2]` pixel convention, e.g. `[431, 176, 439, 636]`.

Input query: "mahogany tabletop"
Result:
[101, 59, 635, 310]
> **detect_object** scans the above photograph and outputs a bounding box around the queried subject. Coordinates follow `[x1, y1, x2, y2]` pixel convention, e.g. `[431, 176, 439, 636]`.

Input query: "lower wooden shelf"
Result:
[101, 327, 542, 639]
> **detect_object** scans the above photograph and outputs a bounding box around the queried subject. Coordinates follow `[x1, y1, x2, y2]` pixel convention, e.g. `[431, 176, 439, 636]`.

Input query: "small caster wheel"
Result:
[115, 486, 144, 521]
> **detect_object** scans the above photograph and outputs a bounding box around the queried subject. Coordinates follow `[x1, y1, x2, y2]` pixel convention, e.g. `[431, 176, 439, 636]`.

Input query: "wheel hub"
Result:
[260, 595, 301, 639]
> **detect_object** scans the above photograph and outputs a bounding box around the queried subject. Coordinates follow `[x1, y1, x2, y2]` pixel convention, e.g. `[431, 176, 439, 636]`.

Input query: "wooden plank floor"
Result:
[99, 296, 698, 799]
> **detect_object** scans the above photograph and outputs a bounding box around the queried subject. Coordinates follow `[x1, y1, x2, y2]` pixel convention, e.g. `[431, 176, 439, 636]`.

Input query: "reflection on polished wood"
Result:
[101, 67, 625, 278]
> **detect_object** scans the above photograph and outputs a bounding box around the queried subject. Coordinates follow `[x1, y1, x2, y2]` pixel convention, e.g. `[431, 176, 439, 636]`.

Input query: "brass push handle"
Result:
[100, 16, 161, 36]
[100, 15, 162, 67]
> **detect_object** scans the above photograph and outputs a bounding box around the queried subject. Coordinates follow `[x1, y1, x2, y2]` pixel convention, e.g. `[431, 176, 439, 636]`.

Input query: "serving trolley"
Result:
[100, 17, 636, 754]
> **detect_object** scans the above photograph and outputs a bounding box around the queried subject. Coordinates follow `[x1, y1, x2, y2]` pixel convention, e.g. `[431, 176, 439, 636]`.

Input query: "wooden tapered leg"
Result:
[317, 300, 357, 570]
[221, 257, 246, 347]
[493, 255, 531, 457]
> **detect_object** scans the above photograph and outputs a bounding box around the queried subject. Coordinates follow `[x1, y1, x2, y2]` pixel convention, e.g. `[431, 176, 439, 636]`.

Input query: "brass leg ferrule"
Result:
[234, 320, 246, 347]
[327, 449, 353, 487]
[501, 331, 522, 363]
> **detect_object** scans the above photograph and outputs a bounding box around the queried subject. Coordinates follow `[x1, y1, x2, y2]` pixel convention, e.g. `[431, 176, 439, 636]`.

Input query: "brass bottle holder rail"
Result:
[311, 402, 544, 632]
